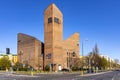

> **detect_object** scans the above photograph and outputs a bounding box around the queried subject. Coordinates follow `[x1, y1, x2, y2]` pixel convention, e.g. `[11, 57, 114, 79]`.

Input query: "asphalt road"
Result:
[0, 70, 120, 80]
[74, 71, 120, 80]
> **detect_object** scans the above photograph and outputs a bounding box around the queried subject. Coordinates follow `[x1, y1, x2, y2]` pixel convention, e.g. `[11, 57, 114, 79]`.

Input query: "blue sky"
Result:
[0, 0, 120, 60]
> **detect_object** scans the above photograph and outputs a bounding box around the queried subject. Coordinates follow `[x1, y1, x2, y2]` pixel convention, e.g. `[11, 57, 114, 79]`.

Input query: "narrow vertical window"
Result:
[48, 17, 52, 23]
[54, 17, 59, 24]
[77, 43, 79, 46]
[46, 53, 52, 59]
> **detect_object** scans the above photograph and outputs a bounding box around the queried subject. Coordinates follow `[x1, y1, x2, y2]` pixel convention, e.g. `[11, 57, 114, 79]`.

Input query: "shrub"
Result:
[45, 65, 50, 71]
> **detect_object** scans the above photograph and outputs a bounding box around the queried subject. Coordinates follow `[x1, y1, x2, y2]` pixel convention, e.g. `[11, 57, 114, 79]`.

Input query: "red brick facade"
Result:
[17, 3, 80, 71]
[17, 33, 44, 70]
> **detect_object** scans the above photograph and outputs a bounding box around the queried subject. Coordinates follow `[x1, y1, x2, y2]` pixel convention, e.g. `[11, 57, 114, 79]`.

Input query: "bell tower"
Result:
[44, 3, 63, 70]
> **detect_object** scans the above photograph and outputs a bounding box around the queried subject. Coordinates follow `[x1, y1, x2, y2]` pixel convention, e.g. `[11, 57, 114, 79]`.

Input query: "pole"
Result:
[81, 39, 88, 75]
[81, 42, 84, 76]
[89, 57, 91, 73]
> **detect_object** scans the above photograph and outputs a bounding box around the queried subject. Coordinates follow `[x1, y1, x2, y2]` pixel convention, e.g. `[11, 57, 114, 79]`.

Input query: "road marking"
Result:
[0, 72, 39, 78]
[75, 71, 113, 77]
[84, 71, 113, 76]
[112, 72, 119, 80]
[11, 74, 39, 77]
[112, 75, 115, 80]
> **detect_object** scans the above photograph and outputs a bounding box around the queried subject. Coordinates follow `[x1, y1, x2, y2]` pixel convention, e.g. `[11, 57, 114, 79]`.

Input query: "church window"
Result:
[48, 17, 52, 23]
[54, 17, 59, 24]
[46, 53, 52, 59]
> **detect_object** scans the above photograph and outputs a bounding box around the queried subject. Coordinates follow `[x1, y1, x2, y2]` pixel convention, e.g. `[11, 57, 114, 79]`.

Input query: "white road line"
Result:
[84, 71, 113, 76]
[11, 74, 39, 77]
[112, 75, 115, 80]
[75, 71, 113, 78]
[112, 73, 119, 80]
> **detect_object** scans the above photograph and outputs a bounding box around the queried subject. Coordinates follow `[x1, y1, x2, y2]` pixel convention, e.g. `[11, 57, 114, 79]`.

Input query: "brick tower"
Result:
[44, 3, 63, 71]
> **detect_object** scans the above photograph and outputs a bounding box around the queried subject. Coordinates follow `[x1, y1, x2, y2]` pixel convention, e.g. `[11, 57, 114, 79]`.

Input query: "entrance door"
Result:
[58, 64, 62, 70]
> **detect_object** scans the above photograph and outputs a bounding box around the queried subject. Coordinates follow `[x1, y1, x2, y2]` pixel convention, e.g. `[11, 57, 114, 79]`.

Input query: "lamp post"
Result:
[82, 39, 88, 76]
[88, 56, 91, 73]
[88, 52, 93, 73]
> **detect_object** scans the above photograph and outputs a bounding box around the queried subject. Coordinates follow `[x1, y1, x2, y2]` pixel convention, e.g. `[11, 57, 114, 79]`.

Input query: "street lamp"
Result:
[82, 39, 88, 76]
[88, 52, 93, 73]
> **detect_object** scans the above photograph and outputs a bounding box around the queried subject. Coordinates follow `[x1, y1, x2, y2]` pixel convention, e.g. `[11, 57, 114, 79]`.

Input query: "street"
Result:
[74, 71, 120, 80]
[0, 70, 120, 80]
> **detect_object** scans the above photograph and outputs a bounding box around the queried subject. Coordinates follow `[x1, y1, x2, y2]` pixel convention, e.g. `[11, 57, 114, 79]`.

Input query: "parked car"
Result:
[61, 68, 71, 72]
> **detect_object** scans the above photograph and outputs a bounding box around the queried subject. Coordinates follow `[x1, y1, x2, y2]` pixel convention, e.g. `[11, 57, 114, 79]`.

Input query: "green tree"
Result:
[93, 44, 99, 54]
[13, 62, 22, 71]
[101, 57, 109, 69]
[114, 59, 119, 69]
[44, 65, 50, 71]
[0, 56, 11, 70]
[88, 44, 109, 70]
[13, 62, 29, 71]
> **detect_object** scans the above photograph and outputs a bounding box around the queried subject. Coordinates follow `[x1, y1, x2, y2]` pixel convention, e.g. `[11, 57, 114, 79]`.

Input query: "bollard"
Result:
[81, 71, 83, 76]
[6, 68, 8, 72]
[31, 71, 34, 76]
